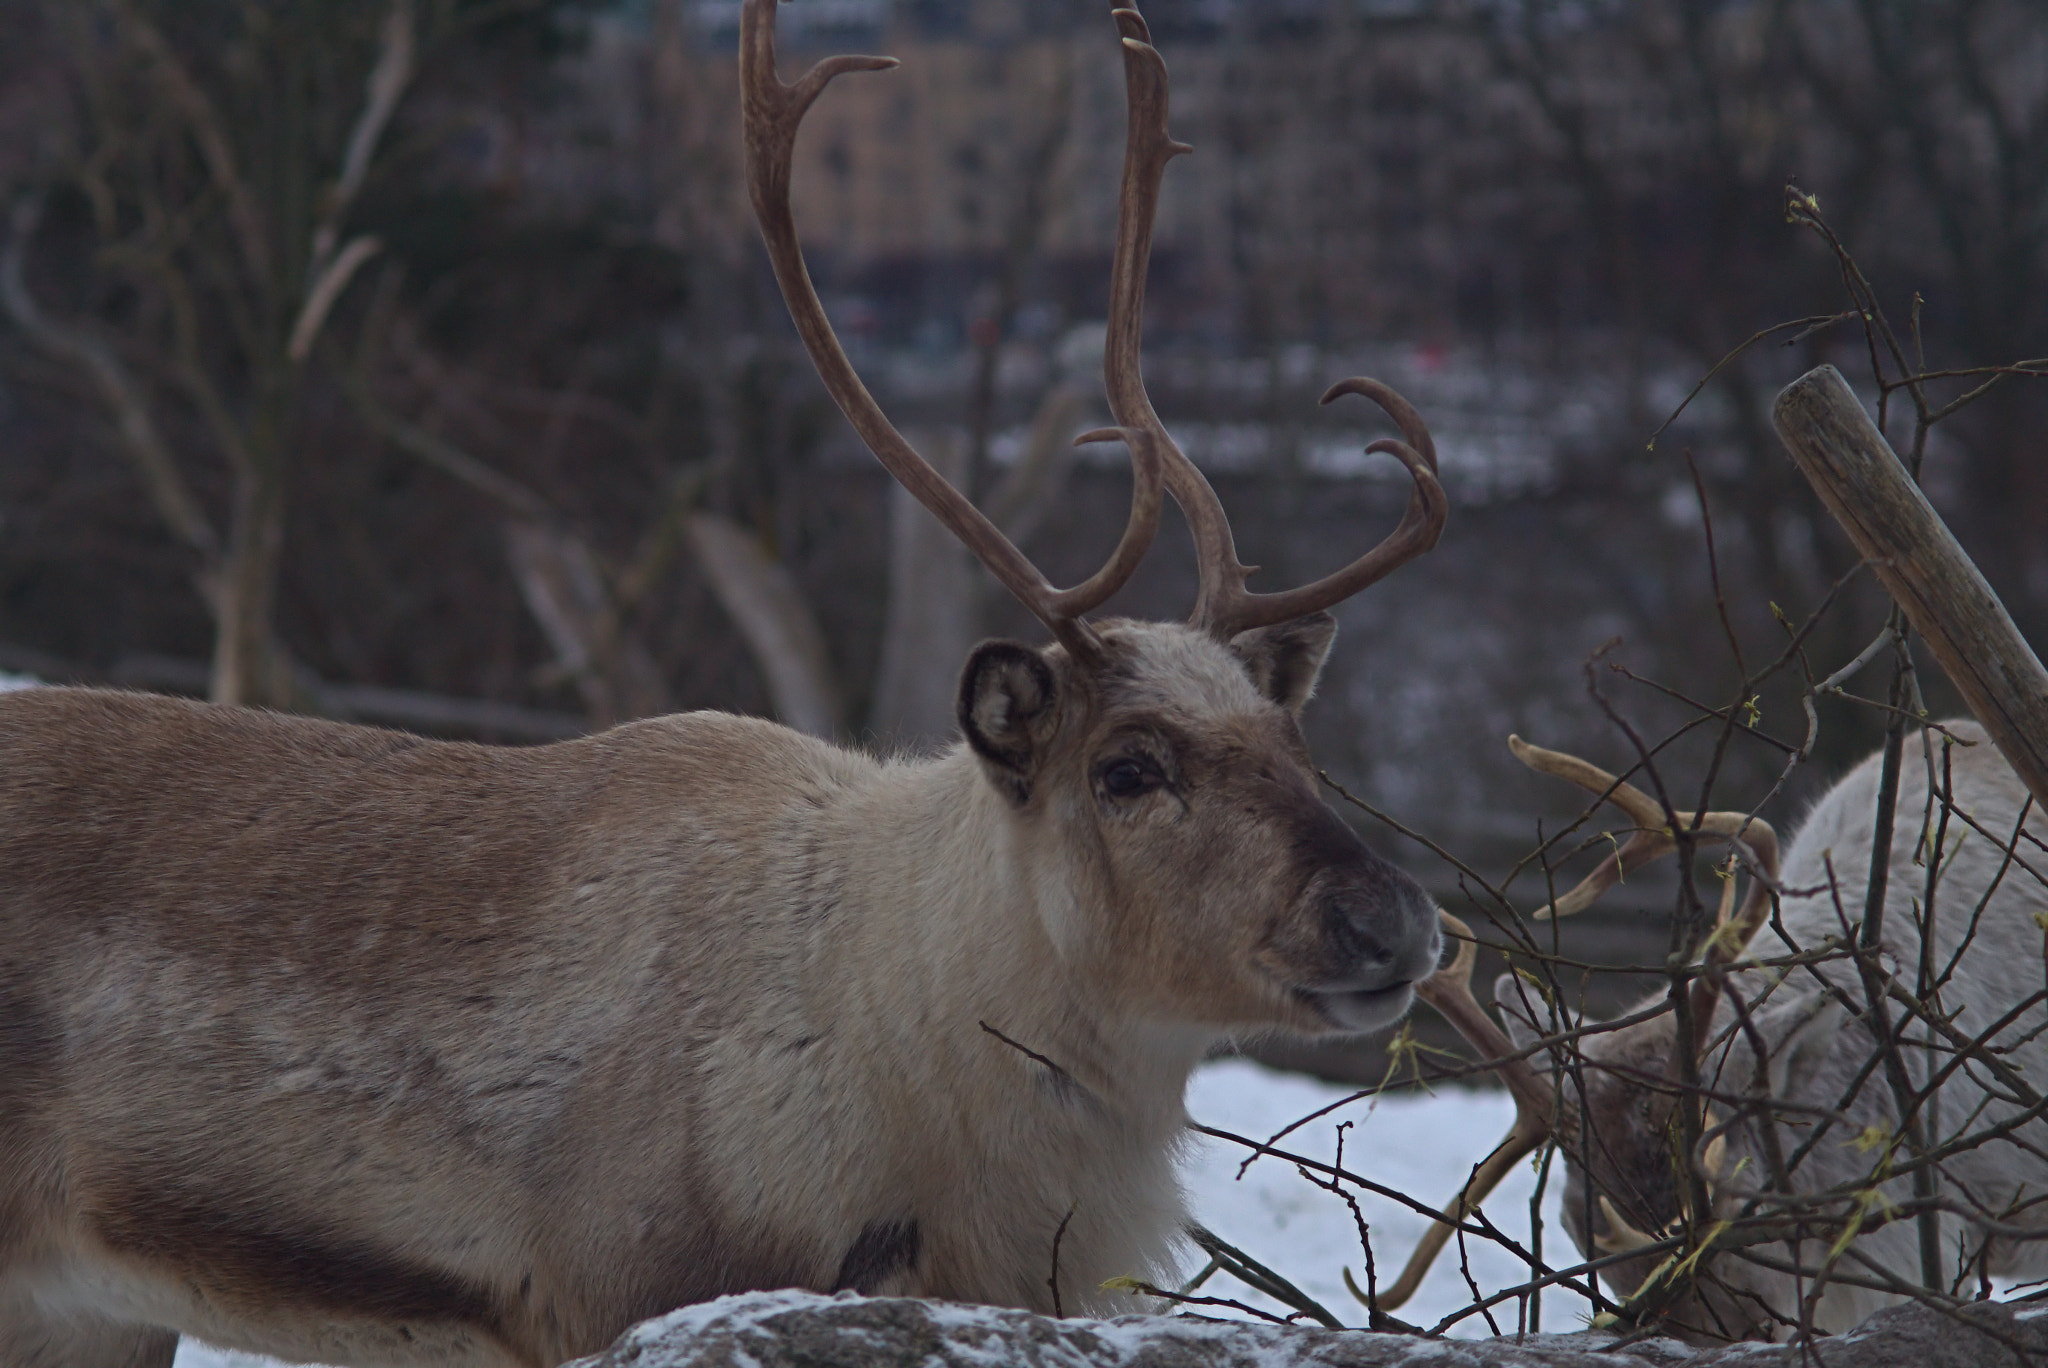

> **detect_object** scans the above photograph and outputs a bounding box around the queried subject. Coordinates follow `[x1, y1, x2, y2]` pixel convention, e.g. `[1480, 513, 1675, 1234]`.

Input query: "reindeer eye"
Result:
[1100, 758, 1154, 797]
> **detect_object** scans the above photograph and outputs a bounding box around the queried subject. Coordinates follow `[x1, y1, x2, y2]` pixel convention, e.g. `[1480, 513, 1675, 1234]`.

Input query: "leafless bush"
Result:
[1173, 192, 2048, 1348]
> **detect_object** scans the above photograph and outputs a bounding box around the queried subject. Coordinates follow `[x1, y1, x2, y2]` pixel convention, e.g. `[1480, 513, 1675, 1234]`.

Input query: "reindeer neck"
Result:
[824, 746, 1210, 1128]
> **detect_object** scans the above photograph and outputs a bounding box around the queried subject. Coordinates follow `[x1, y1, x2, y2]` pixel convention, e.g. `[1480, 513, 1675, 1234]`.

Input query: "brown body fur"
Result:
[0, 618, 1438, 1366]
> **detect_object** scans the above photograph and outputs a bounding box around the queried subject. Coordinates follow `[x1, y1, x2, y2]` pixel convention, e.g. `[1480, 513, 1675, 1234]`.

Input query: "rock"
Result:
[563, 1289, 2048, 1368]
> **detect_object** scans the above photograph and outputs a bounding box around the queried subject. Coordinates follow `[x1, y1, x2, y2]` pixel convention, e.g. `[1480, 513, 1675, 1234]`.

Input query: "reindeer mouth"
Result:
[1274, 894, 1441, 1034]
[1292, 981, 1416, 1032]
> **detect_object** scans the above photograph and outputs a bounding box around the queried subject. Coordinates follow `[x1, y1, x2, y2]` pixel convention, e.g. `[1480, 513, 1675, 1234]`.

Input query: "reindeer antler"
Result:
[743, 1, 1443, 655]
[1365, 741, 1781, 1310]
[1364, 909, 1558, 1311]
[1101, 9, 1448, 640]
[1509, 736, 1780, 1017]
[740, 0, 1165, 660]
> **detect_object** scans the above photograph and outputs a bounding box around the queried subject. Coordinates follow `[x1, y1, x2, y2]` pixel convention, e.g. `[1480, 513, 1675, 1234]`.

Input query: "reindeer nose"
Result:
[1323, 880, 1439, 989]
[1323, 891, 1395, 972]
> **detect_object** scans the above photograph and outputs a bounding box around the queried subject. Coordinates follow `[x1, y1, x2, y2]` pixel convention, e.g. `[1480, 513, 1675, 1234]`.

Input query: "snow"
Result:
[171, 1060, 1583, 1366]
[177, 1350, 304, 1368]
[617, 1288, 1578, 1368]
[1182, 1060, 1587, 1336]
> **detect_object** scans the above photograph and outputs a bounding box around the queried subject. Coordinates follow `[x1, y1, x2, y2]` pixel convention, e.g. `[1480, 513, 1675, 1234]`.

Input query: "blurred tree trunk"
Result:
[868, 384, 1091, 744]
[871, 428, 977, 744]
[5, 0, 416, 710]
[212, 449, 290, 707]
[504, 522, 673, 727]
[677, 30, 1087, 747]
[685, 512, 843, 739]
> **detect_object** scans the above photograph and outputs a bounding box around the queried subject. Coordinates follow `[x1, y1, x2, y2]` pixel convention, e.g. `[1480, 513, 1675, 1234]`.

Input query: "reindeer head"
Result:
[955, 616, 1441, 1034]
[1491, 958, 1842, 1341]
[740, 1, 1446, 1037]
[1370, 738, 1785, 1332]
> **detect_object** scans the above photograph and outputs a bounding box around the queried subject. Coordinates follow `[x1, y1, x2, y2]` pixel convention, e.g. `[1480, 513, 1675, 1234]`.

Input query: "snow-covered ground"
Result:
[172, 1060, 1583, 1366]
[1182, 1059, 1586, 1336]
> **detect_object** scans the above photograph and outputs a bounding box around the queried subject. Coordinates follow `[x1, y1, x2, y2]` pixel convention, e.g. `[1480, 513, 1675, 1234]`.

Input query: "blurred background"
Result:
[1, 0, 2044, 1079]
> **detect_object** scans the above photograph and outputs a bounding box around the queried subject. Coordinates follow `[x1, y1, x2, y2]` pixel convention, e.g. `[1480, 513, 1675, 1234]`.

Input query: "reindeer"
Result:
[1380, 722, 2048, 1340]
[0, 5, 1451, 1366]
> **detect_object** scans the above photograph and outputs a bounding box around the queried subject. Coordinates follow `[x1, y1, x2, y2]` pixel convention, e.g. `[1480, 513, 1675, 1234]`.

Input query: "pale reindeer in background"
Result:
[1383, 721, 2048, 1340]
[0, 4, 1452, 1366]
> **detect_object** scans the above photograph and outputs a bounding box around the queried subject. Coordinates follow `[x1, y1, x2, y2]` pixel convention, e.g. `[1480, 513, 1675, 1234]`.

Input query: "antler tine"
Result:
[1368, 1120, 1551, 1312]
[1509, 734, 1783, 1058]
[1226, 378, 1447, 634]
[1507, 735, 1778, 929]
[740, 0, 1165, 659]
[1371, 910, 1557, 1311]
[1098, 12, 1447, 642]
[1687, 835, 1780, 1057]
[1699, 829, 1779, 968]
[1412, 912, 1552, 1112]
[1099, 15, 1225, 608]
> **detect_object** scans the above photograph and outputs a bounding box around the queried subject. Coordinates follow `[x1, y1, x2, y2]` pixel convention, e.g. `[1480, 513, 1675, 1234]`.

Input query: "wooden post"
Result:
[1773, 364, 2048, 813]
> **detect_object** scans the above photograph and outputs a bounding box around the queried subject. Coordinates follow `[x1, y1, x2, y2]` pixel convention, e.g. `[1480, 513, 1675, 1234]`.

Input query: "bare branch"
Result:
[684, 512, 844, 739]
[107, 0, 271, 283]
[316, 0, 416, 269]
[2, 195, 221, 566]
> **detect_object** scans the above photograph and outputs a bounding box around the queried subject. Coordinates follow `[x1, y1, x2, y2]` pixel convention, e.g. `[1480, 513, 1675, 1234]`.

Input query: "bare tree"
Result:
[2, 0, 417, 706]
[1174, 196, 2048, 1345]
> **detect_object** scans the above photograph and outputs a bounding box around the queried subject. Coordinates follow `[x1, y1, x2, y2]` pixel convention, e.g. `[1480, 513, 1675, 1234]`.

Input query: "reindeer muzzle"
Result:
[1293, 872, 1441, 1030]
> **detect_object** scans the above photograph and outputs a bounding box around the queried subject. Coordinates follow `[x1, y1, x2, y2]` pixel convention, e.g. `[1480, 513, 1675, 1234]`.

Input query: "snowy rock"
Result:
[560, 1290, 2047, 1368]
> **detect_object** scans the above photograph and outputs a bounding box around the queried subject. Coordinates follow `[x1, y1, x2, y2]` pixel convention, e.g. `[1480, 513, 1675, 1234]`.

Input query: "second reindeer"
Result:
[1386, 723, 2048, 1340]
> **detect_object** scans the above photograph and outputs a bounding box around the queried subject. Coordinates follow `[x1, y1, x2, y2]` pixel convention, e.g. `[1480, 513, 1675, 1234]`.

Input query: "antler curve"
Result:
[739, 0, 1165, 659]
[1101, 9, 1448, 640]
[1509, 736, 1780, 1005]
[1364, 909, 1558, 1311]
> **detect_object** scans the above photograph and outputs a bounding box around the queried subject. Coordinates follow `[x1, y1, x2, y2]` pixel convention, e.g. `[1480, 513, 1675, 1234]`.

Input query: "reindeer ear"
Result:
[1493, 970, 1568, 1062]
[958, 641, 1062, 805]
[1754, 994, 1845, 1098]
[1231, 611, 1337, 715]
